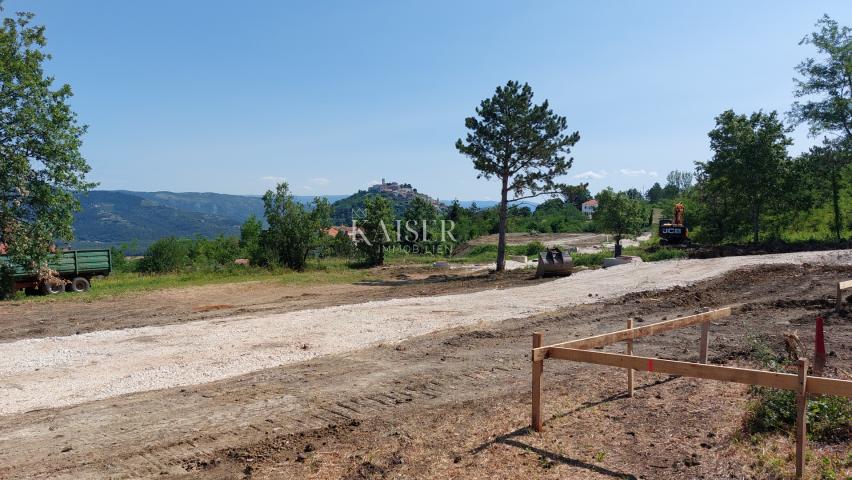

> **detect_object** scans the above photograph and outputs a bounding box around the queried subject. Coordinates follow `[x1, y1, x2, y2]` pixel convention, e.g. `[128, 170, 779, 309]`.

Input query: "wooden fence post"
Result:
[626, 318, 634, 397]
[795, 358, 808, 479]
[532, 332, 543, 432]
[699, 321, 709, 364]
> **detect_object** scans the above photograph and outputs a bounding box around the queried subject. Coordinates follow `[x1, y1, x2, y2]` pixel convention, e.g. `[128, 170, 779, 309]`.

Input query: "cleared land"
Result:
[0, 251, 850, 478]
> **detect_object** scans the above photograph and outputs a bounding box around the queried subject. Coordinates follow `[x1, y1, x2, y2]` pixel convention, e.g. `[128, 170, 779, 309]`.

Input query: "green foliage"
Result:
[790, 15, 852, 140]
[258, 183, 331, 271]
[524, 241, 546, 256]
[0, 9, 95, 266]
[330, 189, 430, 225]
[240, 214, 262, 261]
[456, 80, 580, 271]
[570, 250, 611, 268]
[633, 246, 688, 262]
[109, 246, 129, 273]
[137, 237, 189, 273]
[0, 265, 14, 299]
[357, 195, 394, 266]
[747, 388, 851, 443]
[328, 230, 355, 258]
[401, 196, 440, 249]
[594, 189, 647, 245]
[695, 110, 793, 243]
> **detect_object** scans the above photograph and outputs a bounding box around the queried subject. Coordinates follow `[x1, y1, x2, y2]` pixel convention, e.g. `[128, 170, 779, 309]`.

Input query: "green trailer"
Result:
[0, 249, 112, 295]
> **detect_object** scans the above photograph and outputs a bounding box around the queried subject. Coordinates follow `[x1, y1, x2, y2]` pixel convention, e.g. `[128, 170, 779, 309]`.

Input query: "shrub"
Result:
[746, 388, 851, 443]
[570, 250, 611, 268]
[524, 241, 547, 257]
[137, 237, 189, 273]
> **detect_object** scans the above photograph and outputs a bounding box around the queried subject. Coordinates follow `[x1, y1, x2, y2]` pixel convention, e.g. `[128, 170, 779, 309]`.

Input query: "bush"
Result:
[524, 241, 547, 256]
[137, 237, 189, 273]
[570, 250, 611, 268]
[746, 388, 851, 443]
[0, 265, 15, 299]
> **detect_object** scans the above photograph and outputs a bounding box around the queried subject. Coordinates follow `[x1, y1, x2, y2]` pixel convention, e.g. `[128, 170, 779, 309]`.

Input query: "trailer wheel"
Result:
[40, 281, 64, 295]
[69, 277, 91, 293]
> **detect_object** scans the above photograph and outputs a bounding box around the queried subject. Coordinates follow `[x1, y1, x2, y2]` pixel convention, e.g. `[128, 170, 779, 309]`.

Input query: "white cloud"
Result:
[310, 177, 330, 186]
[619, 168, 657, 177]
[573, 170, 607, 180]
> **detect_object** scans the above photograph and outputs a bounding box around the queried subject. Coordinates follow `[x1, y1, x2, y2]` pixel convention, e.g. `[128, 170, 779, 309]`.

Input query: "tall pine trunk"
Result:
[496, 177, 509, 272]
[831, 156, 842, 241]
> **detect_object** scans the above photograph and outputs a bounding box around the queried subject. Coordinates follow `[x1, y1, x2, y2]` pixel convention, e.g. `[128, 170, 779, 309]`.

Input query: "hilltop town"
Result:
[367, 179, 444, 209]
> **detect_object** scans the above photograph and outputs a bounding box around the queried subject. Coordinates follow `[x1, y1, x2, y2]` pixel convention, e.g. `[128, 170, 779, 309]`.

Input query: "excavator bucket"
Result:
[535, 248, 573, 278]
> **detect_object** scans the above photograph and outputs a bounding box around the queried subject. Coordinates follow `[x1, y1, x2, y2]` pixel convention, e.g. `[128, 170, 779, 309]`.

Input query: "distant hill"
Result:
[72, 191, 242, 250]
[330, 181, 444, 224]
[69, 188, 534, 250]
[441, 200, 539, 210]
[117, 191, 347, 222]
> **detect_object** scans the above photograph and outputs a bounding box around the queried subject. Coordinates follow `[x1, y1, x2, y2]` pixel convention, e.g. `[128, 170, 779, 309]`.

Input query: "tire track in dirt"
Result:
[0, 262, 850, 479]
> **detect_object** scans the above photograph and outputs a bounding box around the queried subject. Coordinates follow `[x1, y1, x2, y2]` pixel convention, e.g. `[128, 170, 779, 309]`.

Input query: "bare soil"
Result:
[0, 263, 849, 479]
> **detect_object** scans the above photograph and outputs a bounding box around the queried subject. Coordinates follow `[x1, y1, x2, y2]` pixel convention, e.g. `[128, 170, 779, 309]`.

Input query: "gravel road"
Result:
[1, 249, 849, 415]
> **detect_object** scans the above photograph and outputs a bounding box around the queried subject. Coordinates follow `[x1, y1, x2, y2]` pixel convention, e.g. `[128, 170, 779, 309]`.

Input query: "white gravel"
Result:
[0, 249, 849, 415]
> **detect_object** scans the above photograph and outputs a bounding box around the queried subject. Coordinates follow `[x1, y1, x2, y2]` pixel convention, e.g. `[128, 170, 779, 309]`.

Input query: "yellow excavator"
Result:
[658, 203, 689, 246]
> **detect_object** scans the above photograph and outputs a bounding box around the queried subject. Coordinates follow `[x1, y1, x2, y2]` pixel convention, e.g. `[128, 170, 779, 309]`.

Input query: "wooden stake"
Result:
[699, 320, 709, 364]
[532, 332, 543, 432]
[795, 358, 808, 479]
[626, 318, 634, 397]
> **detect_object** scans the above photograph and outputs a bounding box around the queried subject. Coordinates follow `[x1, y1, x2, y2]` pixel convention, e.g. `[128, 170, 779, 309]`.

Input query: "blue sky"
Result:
[5, 1, 851, 200]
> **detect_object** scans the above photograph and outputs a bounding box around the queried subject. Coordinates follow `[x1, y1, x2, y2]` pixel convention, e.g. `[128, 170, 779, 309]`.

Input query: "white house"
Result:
[581, 199, 598, 218]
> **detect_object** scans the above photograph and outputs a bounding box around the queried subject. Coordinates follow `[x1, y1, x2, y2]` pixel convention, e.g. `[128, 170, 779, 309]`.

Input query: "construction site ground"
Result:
[0, 251, 850, 479]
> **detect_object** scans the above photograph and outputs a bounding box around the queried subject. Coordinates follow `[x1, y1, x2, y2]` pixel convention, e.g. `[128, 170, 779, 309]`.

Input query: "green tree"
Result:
[561, 183, 591, 209]
[239, 214, 262, 261]
[645, 182, 664, 203]
[357, 195, 393, 266]
[594, 189, 646, 250]
[0, 9, 94, 266]
[798, 141, 850, 240]
[789, 15, 852, 239]
[401, 196, 439, 248]
[703, 110, 793, 242]
[790, 15, 852, 140]
[666, 170, 693, 193]
[138, 237, 189, 273]
[456, 81, 580, 271]
[259, 182, 330, 271]
[625, 188, 643, 200]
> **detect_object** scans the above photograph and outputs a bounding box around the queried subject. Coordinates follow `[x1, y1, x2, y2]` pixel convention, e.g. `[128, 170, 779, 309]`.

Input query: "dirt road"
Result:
[0, 252, 849, 478]
[2, 250, 850, 416]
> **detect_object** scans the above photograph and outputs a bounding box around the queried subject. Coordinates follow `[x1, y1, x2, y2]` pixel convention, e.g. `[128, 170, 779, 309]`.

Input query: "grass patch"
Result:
[12, 259, 375, 303]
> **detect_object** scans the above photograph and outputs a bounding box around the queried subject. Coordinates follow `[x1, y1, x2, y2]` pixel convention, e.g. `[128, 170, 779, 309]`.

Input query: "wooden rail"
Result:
[837, 279, 852, 311]
[531, 307, 852, 479]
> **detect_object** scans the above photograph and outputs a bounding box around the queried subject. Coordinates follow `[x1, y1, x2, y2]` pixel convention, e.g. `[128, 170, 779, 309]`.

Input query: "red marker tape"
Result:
[647, 358, 654, 372]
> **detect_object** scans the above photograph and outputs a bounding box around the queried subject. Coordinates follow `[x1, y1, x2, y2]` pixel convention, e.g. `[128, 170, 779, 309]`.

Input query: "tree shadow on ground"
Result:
[469, 376, 680, 479]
